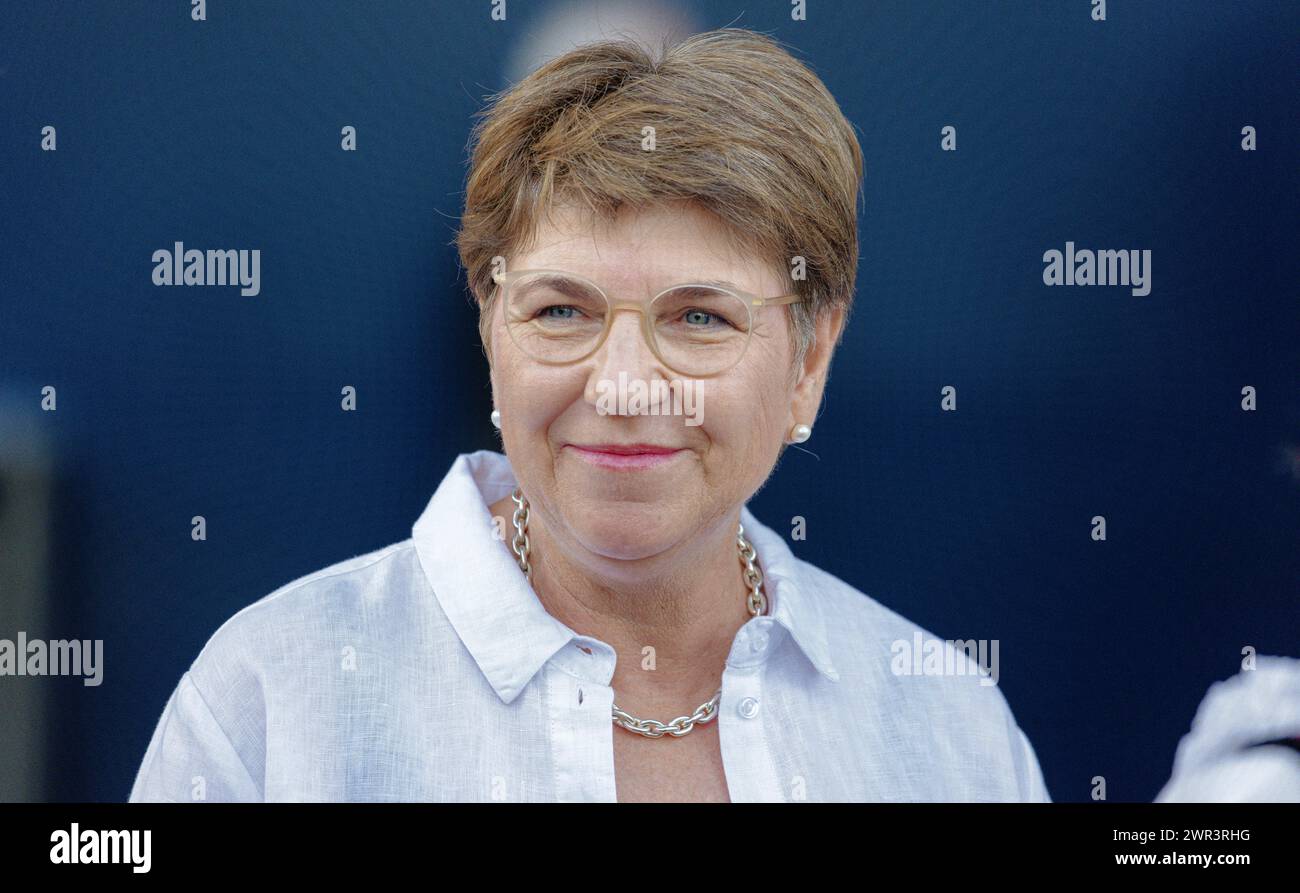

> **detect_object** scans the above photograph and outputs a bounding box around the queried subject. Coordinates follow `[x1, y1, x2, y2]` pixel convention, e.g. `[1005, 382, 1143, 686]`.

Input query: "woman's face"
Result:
[486, 200, 839, 569]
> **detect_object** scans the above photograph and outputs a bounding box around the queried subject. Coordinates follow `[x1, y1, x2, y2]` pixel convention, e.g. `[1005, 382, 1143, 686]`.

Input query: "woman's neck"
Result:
[487, 493, 756, 713]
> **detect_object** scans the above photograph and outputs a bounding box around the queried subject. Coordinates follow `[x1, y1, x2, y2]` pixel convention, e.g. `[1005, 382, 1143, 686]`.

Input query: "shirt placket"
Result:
[719, 617, 787, 802]
[545, 638, 618, 802]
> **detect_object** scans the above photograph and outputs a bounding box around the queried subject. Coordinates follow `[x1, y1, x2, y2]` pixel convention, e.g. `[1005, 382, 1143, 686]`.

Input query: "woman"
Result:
[129, 28, 1048, 802]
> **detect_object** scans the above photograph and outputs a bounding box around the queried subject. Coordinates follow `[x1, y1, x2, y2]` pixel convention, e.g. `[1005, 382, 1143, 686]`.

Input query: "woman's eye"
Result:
[539, 304, 580, 319]
[681, 308, 742, 330]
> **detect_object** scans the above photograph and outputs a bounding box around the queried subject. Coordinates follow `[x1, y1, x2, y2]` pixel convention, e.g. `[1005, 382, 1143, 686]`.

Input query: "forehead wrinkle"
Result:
[515, 203, 776, 296]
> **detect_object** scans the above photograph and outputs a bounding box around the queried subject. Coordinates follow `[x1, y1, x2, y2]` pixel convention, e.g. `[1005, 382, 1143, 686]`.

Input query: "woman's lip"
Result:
[572, 443, 681, 455]
[565, 444, 687, 470]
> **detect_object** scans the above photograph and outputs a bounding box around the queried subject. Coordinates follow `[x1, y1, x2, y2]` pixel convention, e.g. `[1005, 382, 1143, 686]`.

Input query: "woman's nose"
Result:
[582, 311, 668, 409]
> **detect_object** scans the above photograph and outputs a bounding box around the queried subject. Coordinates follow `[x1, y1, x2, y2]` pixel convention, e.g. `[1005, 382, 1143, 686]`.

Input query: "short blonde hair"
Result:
[455, 27, 864, 373]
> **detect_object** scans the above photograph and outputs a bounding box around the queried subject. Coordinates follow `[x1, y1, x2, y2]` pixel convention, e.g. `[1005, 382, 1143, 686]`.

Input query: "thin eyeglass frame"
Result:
[491, 267, 808, 378]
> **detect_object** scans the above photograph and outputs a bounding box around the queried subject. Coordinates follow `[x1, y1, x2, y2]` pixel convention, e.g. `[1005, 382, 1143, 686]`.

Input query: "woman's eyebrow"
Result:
[516, 274, 600, 298]
[527, 271, 745, 293]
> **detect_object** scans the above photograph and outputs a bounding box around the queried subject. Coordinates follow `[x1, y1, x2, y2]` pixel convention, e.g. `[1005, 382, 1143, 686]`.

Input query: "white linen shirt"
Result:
[129, 449, 1050, 802]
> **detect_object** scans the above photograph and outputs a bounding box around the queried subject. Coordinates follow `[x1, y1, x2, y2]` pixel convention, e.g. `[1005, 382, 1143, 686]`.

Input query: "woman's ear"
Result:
[788, 306, 845, 431]
[477, 288, 497, 370]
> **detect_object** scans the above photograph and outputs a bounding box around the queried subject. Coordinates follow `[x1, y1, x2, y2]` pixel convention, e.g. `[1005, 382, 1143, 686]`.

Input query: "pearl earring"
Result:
[490, 409, 501, 429]
[789, 423, 812, 444]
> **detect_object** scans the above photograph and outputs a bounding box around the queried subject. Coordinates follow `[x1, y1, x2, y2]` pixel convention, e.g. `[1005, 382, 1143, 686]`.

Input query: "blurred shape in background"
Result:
[0, 394, 54, 801]
[503, 0, 700, 84]
[1157, 655, 1300, 802]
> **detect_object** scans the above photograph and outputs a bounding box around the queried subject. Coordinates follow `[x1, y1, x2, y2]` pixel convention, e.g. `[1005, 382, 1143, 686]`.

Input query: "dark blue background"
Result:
[1, 0, 1296, 802]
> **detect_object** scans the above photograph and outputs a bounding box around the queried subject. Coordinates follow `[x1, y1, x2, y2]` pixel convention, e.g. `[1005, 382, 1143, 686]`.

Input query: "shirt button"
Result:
[738, 697, 760, 719]
[749, 632, 770, 654]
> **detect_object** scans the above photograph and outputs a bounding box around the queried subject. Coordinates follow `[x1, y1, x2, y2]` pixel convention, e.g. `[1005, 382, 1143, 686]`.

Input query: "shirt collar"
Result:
[411, 450, 838, 705]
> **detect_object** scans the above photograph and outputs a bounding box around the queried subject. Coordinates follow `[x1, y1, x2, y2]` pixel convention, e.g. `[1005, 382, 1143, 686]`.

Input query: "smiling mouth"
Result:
[564, 443, 688, 471]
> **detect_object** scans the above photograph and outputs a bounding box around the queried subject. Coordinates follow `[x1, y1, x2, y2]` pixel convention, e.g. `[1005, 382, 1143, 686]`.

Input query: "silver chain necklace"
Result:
[508, 486, 768, 738]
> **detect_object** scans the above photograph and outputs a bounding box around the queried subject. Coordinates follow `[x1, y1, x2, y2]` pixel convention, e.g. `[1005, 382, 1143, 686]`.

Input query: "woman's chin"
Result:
[563, 512, 685, 563]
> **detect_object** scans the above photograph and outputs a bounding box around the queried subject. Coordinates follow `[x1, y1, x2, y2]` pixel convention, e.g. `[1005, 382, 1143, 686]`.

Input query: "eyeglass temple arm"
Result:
[753, 294, 808, 307]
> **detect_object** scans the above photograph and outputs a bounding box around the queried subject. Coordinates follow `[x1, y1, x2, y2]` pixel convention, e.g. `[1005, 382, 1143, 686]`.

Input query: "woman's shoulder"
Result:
[792, 557, 1023, 722]
[185, 539, 430, 691]
[789, 557, 947, 647]
[131, 539, 442, 802]
[794, 557, 1048, 799]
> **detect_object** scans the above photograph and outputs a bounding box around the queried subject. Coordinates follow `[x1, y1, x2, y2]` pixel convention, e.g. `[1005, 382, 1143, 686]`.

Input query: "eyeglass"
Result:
[491, 268, 808, 378]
